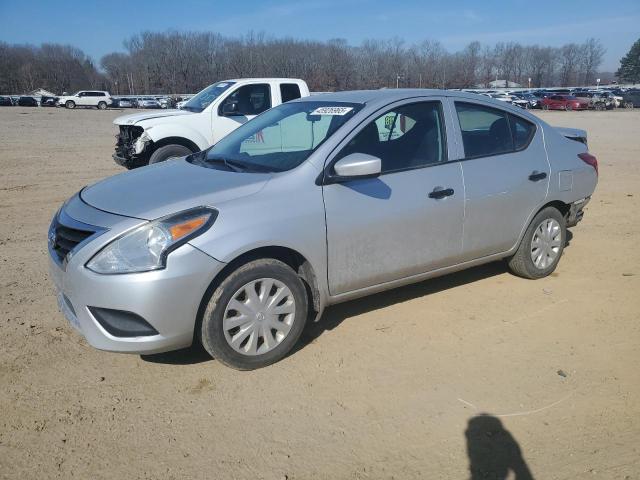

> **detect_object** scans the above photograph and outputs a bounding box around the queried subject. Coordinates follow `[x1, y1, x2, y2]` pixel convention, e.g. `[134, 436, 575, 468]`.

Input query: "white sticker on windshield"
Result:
[217, 82, 230, 87]
[310, 106, 353, 116]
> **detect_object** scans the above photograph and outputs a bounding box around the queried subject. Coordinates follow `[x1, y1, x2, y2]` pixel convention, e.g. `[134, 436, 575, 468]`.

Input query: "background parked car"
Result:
[512, 92, 539, 109]
[18, 96, 38, 107]
[488, 93, 513, 103]
[40, 95, 58, 107]
[596, 91, 622, 108]
[137, 97, 162, 109]
[0, 96, 13, 106]
[57, 90, 112, 109]
[114, 97, 135, 108]
[573, 91, 614, 110]
[620, 90, 640, 108]
[540, 95, 588, 111]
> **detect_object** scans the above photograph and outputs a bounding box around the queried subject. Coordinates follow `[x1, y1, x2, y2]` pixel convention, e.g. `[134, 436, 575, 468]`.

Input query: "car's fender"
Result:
[145, 124, 210, 151]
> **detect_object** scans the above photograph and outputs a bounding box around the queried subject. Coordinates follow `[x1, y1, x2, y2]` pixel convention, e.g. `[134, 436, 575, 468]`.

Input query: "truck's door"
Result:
[213, 83, 273, 144]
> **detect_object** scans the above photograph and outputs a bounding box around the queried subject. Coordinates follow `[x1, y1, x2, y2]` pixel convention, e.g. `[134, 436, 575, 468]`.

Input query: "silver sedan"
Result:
[48, 90, 598, 369]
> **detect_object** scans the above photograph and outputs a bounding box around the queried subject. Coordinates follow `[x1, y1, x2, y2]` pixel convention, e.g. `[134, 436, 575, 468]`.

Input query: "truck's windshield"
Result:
[192, 101, 363, 173]
[182, 81, 235, 113]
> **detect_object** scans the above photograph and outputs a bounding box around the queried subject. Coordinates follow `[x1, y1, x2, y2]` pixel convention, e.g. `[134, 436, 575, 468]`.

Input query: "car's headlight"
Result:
[86, 207, 217, 274]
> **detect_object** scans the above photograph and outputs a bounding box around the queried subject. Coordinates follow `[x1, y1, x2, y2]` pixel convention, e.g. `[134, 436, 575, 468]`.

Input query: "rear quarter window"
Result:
[509, 115, 536, 150]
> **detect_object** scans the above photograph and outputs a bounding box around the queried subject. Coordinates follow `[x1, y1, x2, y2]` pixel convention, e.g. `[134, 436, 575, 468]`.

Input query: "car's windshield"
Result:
[182, 81, 235, 113]
[191, 101, 363, 173]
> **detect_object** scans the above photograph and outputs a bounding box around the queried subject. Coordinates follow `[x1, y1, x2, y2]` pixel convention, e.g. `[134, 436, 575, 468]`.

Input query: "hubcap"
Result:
[530, 218, 562, 270]
[223, 278, 295, 356]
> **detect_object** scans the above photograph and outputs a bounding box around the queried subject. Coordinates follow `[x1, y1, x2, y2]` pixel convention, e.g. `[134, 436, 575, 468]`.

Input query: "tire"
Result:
[65, 100, 75, 109]
[625, 102, 633, 109]
[507, 206, 566, 279]
[200, 259, 309, 370]
[148, 144, 193, 165]
[97, 101, 107, 110]
[542, 104, 549, 110]
[565, 104, 572, 111]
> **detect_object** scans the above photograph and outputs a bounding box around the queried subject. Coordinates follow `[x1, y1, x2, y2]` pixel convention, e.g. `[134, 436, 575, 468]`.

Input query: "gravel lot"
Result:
[1, 106, 639, 479]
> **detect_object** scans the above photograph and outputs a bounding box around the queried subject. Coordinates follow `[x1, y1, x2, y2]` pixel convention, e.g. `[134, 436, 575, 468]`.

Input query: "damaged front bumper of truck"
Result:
[113, 125, 151, 169]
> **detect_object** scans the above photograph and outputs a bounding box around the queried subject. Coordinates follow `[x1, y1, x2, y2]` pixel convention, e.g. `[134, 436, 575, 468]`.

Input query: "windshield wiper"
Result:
[205, 157, 251, 172]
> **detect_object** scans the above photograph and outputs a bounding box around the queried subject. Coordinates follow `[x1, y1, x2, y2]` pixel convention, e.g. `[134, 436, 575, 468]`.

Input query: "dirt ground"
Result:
[0, 106, 639, 480]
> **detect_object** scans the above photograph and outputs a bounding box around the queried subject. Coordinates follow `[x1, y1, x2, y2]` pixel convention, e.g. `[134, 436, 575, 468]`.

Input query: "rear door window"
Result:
[280, 83, 301, 103]
[455, 102, 514, 158]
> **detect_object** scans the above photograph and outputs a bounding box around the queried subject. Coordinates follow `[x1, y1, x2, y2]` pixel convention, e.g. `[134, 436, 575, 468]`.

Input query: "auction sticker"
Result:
[310, 106, 353, 115]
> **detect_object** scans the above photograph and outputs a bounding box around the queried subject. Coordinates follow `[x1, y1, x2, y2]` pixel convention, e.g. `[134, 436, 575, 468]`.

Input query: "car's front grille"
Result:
[50, 215, 96, 263]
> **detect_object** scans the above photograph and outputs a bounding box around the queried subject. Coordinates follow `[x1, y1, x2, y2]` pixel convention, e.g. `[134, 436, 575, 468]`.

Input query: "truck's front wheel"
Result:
[148, 144, 194, 165]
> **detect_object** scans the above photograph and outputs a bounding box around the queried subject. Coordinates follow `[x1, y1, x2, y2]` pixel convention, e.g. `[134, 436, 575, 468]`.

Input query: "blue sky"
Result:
[1, 0, 638, 71]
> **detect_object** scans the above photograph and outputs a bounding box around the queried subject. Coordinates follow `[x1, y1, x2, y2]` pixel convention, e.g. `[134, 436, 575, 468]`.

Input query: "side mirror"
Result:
[222, 102, 238, 116]
[330, 153, 382, 183]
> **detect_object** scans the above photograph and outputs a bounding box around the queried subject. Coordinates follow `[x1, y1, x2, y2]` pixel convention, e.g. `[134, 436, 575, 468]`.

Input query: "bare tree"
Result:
[0, 35, 609, 95]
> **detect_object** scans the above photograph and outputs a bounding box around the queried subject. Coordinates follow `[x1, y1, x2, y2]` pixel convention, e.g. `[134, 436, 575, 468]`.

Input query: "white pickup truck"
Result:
[113, 78, 310, 168]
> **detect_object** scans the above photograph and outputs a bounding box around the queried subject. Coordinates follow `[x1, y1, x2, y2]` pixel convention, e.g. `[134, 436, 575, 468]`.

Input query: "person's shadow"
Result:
[466, 415, 534, 480]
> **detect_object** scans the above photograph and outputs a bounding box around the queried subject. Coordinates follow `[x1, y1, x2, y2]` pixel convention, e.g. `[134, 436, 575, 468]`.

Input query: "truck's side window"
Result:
[222, 84, 272, 116]
[280, 84, 301, 103]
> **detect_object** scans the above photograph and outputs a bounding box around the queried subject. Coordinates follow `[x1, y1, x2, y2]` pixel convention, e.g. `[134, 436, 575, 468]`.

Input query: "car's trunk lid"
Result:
[554, 126, 588, 146]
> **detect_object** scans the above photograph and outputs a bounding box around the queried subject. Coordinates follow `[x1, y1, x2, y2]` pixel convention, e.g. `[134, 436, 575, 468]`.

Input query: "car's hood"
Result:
[113, 109, 193, 126]
[80, 159, 271, 220]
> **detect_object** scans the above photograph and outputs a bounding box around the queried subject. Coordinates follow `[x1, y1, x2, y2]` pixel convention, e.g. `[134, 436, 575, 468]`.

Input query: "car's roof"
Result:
[295, 88, 484, 105]
[225, 78, 305, 83]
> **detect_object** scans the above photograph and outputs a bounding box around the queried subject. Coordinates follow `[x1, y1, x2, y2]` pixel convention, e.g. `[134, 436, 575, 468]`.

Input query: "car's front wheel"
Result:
[65, 100, 75, 109]
[148, 144, 193, 165]
[200, 259, 309, 370]
[507, 207, 566, 279]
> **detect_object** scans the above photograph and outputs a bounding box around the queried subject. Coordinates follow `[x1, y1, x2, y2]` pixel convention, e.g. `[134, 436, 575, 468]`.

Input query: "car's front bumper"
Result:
[48, 194, 225, 354]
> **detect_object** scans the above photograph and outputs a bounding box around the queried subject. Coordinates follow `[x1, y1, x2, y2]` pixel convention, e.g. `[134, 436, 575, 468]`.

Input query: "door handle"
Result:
[528, 171, 547, 182]
[428, 187, 454, 199]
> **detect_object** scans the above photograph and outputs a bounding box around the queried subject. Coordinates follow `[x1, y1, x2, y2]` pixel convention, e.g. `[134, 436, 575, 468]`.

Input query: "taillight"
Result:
[578, 152, 598, 175]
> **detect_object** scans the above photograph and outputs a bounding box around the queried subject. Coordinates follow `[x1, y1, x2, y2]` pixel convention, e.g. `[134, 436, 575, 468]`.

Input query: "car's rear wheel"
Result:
[542, 104, 549, 110]
[625, 102, 634, 109]
[65, 100, 75, 109]
[97, 101, 107, 110]
[200, 259, 309, 370]
[148, 144, 193, 165]
[507, 206, 566, 279]
[565, 104, 572, 111]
